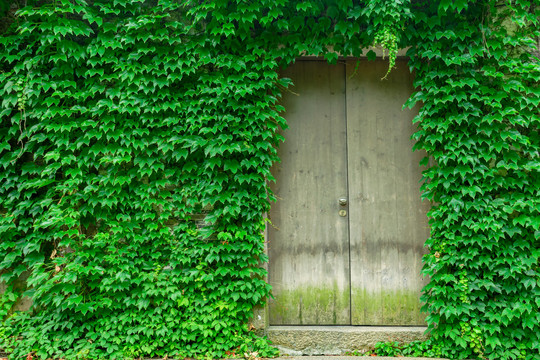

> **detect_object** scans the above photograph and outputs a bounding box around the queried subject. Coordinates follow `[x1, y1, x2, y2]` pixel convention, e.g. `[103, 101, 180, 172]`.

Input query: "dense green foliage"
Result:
[406, 2, 540, 359]
[346, 339, 443, 357]
[1, 0, 285, 358]
[0, 0, 538, 359]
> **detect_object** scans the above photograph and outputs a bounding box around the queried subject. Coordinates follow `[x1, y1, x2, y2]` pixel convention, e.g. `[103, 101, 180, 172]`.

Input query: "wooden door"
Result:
[268, 59, 429, 325]
[267, 61, 351, 325]
[346, 60, 430, 325]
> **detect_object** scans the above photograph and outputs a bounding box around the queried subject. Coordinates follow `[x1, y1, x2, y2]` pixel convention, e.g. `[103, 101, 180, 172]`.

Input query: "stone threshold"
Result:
[267, 325, 429, 356]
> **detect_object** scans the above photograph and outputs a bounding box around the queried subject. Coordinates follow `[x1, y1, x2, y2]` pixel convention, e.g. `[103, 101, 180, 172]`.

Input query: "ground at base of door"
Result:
[272, 357, 448, 360]
[1, 355, 449, 360]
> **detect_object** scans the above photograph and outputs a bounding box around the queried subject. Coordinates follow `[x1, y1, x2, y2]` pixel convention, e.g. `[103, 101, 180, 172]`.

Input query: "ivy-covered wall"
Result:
[406, 2, 539, 360]
[0, 1, 538, 359]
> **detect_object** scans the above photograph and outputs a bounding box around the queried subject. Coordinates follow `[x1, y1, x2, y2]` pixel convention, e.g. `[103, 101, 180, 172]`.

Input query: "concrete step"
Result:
[267, 326, 429, 356]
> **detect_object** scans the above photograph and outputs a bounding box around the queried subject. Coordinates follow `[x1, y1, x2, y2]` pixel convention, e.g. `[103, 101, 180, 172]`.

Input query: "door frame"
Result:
[254, 50, 430, 335]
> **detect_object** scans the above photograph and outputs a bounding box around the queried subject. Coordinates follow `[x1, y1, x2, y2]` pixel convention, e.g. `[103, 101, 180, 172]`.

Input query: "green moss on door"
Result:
[351, 288, 426, 325]
[269, 284, 350, 325]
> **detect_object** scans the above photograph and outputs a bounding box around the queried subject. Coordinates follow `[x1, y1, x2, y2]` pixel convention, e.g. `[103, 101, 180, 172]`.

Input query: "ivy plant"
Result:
[0, 0, 538, 359]
[406, 1, 540, 359]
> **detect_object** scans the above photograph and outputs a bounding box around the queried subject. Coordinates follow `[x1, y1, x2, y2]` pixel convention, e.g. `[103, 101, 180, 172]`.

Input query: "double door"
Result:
[268, 59, 430, 325]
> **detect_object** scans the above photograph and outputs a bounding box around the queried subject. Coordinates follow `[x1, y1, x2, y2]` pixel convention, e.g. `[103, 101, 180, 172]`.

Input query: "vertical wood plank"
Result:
[346, 59, 430, 325]
[268, 61, 350, 325]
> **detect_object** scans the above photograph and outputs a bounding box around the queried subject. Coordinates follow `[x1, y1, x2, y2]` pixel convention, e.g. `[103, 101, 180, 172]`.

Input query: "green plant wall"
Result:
[406, 2, 539, 359]
[0, 0, 538, 359]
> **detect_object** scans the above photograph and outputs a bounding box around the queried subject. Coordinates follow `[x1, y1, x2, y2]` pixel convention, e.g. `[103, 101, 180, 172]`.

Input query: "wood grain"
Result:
[346, 59, 430, 325]
[268, 60, 350, 325]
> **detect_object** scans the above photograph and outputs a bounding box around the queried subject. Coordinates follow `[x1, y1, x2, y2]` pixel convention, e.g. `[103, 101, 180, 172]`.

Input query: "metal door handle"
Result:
[339, 198, 347, 206]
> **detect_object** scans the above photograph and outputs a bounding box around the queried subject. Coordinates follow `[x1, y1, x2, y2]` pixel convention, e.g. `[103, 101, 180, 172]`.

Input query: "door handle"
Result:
[339, 198, 347, 206]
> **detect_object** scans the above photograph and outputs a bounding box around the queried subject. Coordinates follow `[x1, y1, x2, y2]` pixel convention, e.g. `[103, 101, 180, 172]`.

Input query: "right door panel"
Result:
[346, 59, 431, 325]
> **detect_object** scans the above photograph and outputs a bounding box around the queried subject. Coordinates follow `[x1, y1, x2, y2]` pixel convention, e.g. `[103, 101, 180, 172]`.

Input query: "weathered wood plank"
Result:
[268, 61, 350, 325]
[269, 59, 429, 326]
[346, 59, 430, 325]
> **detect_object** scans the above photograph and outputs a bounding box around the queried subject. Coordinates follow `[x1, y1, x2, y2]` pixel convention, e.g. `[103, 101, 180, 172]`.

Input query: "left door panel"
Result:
[268, 61, 350, 325]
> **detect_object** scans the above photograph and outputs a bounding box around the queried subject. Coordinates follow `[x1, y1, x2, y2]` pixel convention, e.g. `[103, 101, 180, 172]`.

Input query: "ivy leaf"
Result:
[324, 51, 338, 64]
[224, 159, 240, 174]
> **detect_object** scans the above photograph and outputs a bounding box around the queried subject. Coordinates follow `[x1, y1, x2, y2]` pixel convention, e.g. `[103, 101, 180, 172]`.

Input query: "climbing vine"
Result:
[0, 0, 538, 359]
[368, 0, 411, 77]
[406, 1, 540, 359]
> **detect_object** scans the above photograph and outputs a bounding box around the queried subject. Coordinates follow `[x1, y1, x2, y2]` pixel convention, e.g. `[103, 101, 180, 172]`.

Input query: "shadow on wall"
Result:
[0, 272, 32, 315]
